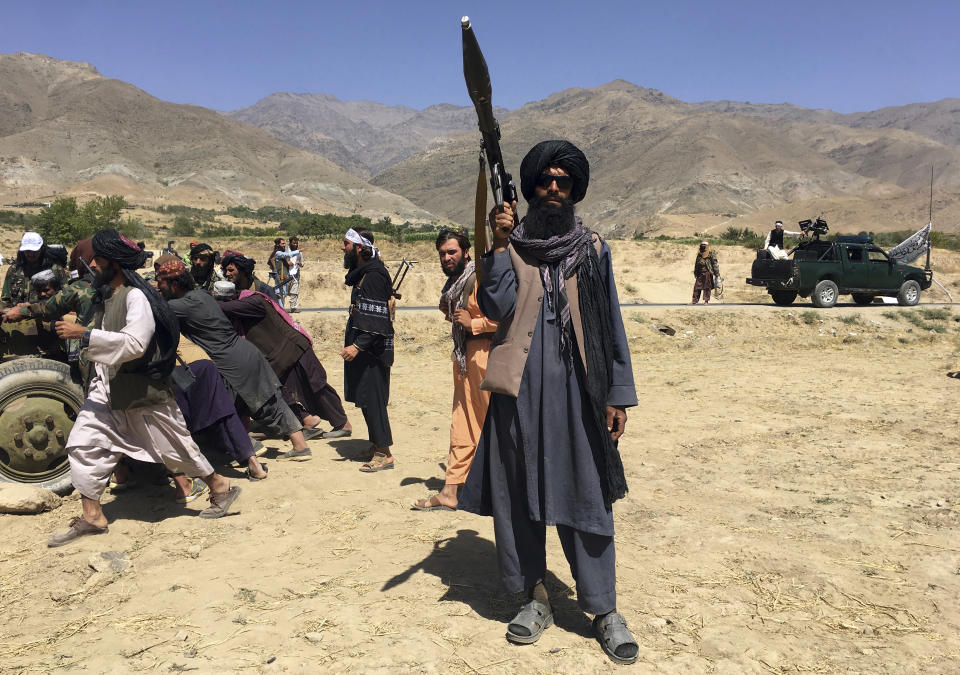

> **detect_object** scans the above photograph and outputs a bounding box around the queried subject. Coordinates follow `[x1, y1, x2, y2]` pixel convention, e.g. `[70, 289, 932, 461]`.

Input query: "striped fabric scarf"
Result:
[439, 260, 475, 375]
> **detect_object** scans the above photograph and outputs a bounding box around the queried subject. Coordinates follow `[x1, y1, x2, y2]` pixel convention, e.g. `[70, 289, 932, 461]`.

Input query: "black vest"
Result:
[769, 229, 785, 249]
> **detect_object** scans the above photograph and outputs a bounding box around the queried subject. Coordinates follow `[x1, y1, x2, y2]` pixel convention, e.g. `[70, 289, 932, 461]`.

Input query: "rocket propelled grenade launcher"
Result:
[461, 16, 519, 259]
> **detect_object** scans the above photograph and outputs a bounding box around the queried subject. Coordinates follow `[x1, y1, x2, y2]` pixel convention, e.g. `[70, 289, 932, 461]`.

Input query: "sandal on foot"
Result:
[359, 452, 394, 472]
[412, 495, 455, 511]
[199, 486, 242, 519]
[176, 478, 208, 504]
[300, 427, 326, 441]
[246, 463, 269, 482]
[47, 516, 108, 548]
[593, 612, 639, 665]
[506, 599, 553, 645]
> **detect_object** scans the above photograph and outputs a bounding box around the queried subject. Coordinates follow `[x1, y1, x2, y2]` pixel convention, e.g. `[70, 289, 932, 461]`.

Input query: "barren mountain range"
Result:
[2, 52, 959, 235]
[0, 53, 437, 223]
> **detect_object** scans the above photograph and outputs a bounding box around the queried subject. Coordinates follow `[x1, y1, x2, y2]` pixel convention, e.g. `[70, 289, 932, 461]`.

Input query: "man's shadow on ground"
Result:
[325, 439, 375, 462]
[400, 463, 447, 493]
[381, 528, 593, 638]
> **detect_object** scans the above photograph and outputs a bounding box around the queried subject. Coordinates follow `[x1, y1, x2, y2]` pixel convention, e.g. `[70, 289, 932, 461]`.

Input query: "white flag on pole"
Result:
[887, 223, 931, 264]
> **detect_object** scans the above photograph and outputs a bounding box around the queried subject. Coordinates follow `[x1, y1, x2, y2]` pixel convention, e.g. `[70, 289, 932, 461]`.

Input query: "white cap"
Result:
[19, 231, 43, 252]
[212, 280, 236, 299]
[775, 221, 783, 227]
[700, 240, 708, 245]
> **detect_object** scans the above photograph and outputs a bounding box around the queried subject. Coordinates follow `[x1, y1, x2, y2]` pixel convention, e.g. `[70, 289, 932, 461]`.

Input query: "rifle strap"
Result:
[474, 149, 488, 281]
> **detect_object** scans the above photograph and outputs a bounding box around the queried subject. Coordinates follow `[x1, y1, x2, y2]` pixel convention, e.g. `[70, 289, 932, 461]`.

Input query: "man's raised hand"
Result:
[489, 200, 517, 250]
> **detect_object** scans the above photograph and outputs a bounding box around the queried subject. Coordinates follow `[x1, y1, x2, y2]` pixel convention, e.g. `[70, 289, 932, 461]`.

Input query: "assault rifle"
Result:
[461, 16, 518, 262]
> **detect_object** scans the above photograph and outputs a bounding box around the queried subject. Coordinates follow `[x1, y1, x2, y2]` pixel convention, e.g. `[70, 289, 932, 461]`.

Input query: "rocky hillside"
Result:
[0, 53, 441, 223]
[227, 93, 507, 178]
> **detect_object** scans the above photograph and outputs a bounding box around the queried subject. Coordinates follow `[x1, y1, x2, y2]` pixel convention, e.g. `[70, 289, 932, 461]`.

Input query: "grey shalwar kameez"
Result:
[459, 239, 636, 614]
[167, 289, 299, 437]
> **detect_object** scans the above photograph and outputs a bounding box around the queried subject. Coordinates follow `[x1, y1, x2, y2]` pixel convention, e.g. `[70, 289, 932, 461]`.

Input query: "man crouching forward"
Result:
[48, 229, 240, 547]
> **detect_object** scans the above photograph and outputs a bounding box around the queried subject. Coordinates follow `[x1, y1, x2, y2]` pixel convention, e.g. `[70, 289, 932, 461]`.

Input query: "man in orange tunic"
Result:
[413, 229, 497, 511]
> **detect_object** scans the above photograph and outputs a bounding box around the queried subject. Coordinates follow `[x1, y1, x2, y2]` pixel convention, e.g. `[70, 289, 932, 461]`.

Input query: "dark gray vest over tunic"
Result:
[101, 285, 171, 410]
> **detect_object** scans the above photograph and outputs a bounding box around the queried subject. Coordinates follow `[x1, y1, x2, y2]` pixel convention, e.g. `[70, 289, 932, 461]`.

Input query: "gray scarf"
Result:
[510, 217, 591, 366]
[439, 260, 476, 375]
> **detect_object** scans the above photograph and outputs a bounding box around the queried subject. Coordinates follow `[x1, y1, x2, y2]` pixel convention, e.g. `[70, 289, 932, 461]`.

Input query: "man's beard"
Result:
[442, 257, 468, 278]
[92, 266, 116, 290]
[523, 194, 576, 240]
[159, 285, 176, 300]
[343, 248, 359, 270]
[191, 262, 211, 284]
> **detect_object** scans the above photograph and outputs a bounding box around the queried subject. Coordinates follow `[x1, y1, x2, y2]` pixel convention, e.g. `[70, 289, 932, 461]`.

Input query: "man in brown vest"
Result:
[458, 140, 639, 664]
[48, 229, 240, 547]
[412, 228, 497, 511]
[213, 280, 351, 437]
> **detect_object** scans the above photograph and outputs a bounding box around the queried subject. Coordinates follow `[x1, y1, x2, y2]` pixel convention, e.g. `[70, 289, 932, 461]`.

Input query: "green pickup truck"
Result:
[747, 225, 933, 308]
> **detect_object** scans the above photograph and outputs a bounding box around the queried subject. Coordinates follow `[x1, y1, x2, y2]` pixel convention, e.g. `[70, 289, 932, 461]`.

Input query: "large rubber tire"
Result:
[0, 358, 83, 495]
[811, 280, 839, 308]
[852, 293, 875, 306]
[897, 280, 921, 306]
[770, 291, 797, 306]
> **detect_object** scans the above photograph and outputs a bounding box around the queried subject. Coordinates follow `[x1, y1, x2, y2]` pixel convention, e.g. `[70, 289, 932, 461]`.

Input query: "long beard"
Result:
[343, 248, 359, 270]
[191, 263, 211, 284]
[523, 195, 576, 240]
[443, 257, 468, 278]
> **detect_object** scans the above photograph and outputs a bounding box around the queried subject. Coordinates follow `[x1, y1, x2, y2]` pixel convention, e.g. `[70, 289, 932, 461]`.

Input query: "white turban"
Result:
[345, 228, 380, 259]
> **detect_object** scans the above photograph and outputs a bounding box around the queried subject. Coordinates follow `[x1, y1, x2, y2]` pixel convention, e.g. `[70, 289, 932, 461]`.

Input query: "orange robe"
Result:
[446, 284, 497, 485]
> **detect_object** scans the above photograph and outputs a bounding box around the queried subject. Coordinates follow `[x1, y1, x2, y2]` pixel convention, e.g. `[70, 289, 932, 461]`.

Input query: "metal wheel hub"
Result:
[0, 391, 74, 481]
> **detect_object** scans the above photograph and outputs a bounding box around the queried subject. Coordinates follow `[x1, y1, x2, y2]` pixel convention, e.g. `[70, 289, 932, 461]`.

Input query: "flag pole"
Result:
[925, 165, 933, 272]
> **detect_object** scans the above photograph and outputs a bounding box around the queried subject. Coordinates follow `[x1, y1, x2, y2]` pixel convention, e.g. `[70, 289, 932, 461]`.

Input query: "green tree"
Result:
[36, 195, 130, 245]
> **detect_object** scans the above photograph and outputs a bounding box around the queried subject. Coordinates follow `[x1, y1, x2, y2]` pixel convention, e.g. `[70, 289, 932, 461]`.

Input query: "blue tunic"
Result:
[459, 239, 636, 536]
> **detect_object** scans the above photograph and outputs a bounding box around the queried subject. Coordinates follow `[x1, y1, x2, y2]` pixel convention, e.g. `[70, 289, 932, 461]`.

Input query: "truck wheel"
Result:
[897, 280, 921, 306]
[0, 358, 82, 496]
[770, 291, 797, 306]
[811, 280, 839, 308]
[852, 294, 875, 306]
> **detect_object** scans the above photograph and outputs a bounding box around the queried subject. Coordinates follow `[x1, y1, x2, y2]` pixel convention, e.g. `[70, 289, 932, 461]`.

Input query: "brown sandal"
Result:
[199, 486, 242, 518]
[359, 452, 394, 472]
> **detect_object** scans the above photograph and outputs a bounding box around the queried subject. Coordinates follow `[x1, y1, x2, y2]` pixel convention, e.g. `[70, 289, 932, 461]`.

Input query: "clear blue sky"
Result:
[4, 0, 958, 113]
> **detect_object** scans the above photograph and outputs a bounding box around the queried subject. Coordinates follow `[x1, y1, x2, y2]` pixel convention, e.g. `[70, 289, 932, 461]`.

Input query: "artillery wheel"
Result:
[897, 280, 921, 306]
[770, 291, 797, 306]
[811, 280, 839, 308]
[0, 358, 83, 495]
[852, 294, 875, 306]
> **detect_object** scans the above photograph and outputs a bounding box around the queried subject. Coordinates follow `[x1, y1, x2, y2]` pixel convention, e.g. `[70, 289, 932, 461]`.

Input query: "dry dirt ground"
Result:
[1, 240, 959, 673]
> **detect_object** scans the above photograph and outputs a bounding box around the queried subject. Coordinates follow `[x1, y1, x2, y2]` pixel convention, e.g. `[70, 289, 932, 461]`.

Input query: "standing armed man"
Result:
[691, 241, 720, 304]
[340, 228, 395, 472]
[459, 140, 639, 664]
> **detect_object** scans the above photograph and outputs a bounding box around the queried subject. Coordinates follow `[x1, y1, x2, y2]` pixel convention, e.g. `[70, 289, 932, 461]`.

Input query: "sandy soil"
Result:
[1, 240, 959, 673]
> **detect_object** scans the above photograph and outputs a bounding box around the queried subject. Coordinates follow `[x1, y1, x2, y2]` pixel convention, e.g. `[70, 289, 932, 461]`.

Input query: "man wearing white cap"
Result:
[1, 232, 69, 308]
[764, 220, 804, 260]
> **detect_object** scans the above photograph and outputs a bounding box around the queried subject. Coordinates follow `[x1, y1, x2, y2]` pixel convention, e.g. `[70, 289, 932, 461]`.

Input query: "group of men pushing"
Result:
[3, 139, 641, 665]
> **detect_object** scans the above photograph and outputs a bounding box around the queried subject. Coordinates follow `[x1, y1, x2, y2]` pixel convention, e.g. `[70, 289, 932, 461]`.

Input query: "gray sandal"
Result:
[593, 612, 639, 664]
[506, 599, 553, 645]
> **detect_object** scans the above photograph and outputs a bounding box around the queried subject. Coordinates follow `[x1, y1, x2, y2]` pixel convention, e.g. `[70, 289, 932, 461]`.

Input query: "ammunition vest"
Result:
[101, 285, 171, 410]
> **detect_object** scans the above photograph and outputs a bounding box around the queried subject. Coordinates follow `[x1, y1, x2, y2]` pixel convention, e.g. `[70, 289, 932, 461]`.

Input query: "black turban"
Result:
[519, 140, 590, 204]
[91, 228, 180, 380]
[92, 229, 150, 269]
[190, 242, 214, 259]
[221, 252, 255, 277]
